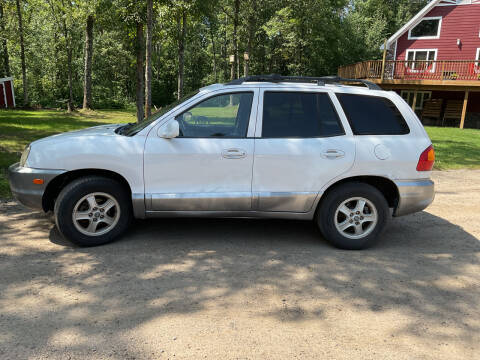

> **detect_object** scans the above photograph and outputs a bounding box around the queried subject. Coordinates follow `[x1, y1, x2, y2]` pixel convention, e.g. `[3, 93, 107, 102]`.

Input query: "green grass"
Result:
[188, 106, 238, 125]
[0, 109, 479, 198]
[190, 106, 238, 119]
[0, 109, 135, 198]
[425, 126, 480, 170]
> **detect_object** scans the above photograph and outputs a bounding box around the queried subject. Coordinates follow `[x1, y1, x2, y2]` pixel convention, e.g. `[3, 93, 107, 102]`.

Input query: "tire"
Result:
[316, 182, 389, 250]
[54, 176, 132, 246]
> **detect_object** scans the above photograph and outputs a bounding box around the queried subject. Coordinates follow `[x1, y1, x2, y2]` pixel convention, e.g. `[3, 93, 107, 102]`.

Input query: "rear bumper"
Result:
[393, 179, 435, 217]
[7, 163, 65, 210]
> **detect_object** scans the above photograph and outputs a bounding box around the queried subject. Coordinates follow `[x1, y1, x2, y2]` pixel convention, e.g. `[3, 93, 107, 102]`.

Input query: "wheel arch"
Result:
[42, 168, 133, 212]
[317, 175, 399, 212]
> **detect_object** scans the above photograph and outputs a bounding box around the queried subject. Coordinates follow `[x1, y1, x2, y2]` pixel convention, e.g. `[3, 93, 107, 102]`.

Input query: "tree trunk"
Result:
[15, 0, 28, 106]
[83, 14, 94, 110]
[177, 10, 186, 100]
[67, 45, 73, 112]
[232, 0, 239, 79]
[222, 13, 228, 81]
[135, 22, 145, 123]
[62, 17, 73, 112]
[210, 23, 217, 83]
[0, 3, 10, 77]
[245, 0, 256, 77]
[144, 0, 153, 117]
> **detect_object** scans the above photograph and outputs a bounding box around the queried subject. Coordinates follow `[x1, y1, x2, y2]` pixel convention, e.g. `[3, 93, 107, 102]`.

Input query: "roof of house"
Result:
[383, 0, 442, 49]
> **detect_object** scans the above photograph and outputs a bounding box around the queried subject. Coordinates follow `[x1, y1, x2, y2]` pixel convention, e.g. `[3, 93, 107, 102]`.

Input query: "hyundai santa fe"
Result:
[8, 75, 435, 249]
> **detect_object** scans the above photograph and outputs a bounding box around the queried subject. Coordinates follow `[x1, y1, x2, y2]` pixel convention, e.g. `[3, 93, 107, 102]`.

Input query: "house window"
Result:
[406, 49, 437, 72]
[476, 48, 480, 66]
[401, 91, 432, 110]
[408, 17, 442, 39]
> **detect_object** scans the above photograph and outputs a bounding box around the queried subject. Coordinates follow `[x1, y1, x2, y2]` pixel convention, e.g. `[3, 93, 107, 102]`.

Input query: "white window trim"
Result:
[401, 91, 432, 110]
[405, 49, 438, 72]
[437, 0, 474, 6]
[408, 16, 442, 40]
[475, 48, 480, 67]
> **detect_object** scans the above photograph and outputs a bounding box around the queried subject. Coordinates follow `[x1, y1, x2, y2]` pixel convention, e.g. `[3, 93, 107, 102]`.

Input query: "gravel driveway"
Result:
[0, 170, 479, 359]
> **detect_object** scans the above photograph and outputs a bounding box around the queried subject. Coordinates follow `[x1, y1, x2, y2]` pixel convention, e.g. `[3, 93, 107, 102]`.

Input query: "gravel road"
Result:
[0, 170, 479, 359]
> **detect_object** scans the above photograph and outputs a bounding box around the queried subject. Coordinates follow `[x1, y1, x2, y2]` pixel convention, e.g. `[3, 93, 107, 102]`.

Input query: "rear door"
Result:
[252, 89, 355, 212]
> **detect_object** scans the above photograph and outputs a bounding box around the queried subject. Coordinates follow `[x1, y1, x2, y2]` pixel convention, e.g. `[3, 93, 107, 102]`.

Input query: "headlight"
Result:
[19, 145, 31, 167]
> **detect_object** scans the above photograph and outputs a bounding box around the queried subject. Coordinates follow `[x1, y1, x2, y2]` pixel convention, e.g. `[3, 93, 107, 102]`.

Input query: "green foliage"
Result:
[0, 0, 433, 108]
[342, 0, 430, 62]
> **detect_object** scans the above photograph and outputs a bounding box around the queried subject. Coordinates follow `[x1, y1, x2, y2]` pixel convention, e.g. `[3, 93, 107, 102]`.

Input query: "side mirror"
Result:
[158, 120, 180, 139]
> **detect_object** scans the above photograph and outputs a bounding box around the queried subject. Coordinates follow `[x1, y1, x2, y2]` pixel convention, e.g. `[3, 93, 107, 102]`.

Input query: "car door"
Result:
[144, 89, 258, 212]
[252, 88, 355, 212]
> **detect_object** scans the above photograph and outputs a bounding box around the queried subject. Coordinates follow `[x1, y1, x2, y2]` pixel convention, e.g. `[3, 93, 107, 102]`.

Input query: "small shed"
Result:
[0, 77, 15, 108]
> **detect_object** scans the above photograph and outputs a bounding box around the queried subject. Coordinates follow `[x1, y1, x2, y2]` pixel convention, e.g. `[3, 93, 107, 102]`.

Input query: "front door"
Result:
[252, 89, 355, 212]
[144, 90, 258, 211]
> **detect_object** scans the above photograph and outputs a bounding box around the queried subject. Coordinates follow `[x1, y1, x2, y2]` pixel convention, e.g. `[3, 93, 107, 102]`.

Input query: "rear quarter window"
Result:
[336, 93, 410, 135]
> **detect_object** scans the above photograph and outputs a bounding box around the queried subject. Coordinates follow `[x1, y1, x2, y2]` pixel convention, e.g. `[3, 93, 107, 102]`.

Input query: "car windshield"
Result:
[120, 90, 199, 136]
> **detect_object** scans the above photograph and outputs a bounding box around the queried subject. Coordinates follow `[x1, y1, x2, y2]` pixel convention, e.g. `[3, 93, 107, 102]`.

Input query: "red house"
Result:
[338, 0, 480, 129]
[0, 77, 15, 108]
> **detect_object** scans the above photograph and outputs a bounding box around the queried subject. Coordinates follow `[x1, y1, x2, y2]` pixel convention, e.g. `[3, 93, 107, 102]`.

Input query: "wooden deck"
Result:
[338, 60, 480, 129]
[338, 60, 480, 88]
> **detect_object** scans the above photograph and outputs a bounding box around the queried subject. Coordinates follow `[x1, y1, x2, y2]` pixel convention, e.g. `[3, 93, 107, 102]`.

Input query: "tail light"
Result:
[416, 145, 435, 171]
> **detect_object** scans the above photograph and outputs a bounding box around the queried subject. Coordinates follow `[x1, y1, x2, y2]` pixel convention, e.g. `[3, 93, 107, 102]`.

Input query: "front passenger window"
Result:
[175, 92, 253, 138]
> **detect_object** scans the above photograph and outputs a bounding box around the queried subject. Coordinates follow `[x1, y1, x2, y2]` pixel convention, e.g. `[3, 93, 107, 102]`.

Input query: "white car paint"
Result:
[19, 81, 434, 220]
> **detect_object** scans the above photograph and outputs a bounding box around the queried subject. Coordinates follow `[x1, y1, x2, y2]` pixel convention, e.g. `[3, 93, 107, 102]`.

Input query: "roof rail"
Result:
[226, 74, 381, 90]
[227, 74, 326, 86]
[318, 76, 381, 90]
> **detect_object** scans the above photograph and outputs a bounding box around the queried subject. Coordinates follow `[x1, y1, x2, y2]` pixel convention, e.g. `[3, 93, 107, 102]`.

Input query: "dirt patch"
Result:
[0, 170, 479, 359]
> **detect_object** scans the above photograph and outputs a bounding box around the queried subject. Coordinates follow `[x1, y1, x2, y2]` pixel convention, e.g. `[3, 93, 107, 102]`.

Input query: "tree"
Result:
[15, 0, 28, 106]
[207, 17, 218, 82]
[114, 0, 146, 121]
[232, 0, 239, 79]
[144, 0, 153, 117]
[61, 0, 75, 112]
[0, 0, 433, 110]
[176, 8, 186, 99]
[0, 1, 10, 77]
[135, 21, 145, 122]
[83, 14, 94, 109]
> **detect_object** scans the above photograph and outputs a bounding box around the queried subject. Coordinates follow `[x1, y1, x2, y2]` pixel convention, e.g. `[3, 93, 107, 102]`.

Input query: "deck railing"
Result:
[338, 60, 480, 82]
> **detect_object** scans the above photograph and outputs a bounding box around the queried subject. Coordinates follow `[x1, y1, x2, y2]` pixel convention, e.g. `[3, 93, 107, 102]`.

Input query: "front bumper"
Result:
[393, 179, 435, 217]
[7, 163, 65, 210]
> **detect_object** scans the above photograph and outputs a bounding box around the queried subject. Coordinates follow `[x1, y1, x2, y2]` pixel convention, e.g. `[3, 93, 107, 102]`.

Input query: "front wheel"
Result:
[54, 176, 132, 246]
[316, 182, 389, 250]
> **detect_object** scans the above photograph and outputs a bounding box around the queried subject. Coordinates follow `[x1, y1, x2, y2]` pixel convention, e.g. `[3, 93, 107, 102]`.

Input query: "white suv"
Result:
[8, 75, 435, 249]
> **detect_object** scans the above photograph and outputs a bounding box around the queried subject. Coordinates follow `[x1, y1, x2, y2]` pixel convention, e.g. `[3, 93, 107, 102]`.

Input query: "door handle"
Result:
[321, 149, 345, 159]
[222, 148, 247, 159]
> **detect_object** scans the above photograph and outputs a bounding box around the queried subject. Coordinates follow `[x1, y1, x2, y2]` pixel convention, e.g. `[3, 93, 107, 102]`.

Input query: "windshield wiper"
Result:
[116, 122, 135, 135]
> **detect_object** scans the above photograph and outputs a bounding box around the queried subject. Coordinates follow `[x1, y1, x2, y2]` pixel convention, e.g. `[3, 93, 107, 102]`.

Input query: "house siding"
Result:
[396, 4, 480, 61]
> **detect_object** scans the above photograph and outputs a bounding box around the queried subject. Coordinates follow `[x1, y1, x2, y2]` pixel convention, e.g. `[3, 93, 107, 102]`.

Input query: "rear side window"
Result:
[336, 93, 410, 135]
[262, 92, 344, 138]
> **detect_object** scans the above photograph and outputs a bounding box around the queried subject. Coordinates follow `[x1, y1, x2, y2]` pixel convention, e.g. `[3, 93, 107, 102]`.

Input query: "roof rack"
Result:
[226, 74, 381, 90]
[319, 75, 381, 90]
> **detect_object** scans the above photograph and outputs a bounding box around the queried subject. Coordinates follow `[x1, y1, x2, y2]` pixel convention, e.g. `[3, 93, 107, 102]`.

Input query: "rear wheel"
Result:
[54, 176, 132, 246]
[316, 182, 389, 250]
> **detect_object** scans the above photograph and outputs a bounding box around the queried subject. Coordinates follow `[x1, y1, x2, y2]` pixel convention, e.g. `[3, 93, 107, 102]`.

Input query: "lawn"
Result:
[425, 126, 480, 170]
[0, 109, 479, 198]
[0, 109, 135, 198]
